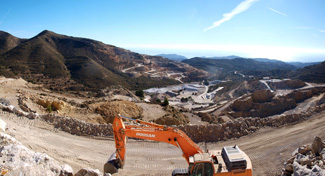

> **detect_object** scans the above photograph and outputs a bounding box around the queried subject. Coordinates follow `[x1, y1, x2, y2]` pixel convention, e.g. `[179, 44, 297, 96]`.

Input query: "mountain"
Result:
[0, 31, 25, 54]
[288, 62, 320, 68]
[182, 57, 296, 79]
[288, 61, 325, 83]
[156, 54, 188, 62]
[0, 30, 207, 91]
[202, 55, 242, 60]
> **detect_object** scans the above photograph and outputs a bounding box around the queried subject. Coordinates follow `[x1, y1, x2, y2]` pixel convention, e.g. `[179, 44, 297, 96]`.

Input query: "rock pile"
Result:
[0, 118, 109, 176]
[0, 131, 73, 176]
[179, 104, 325, 142]
[282, 136, 325, 176]
[154, 106, 189, 125]
[94, 101, 143, 123]
[42, 114, 113, 137]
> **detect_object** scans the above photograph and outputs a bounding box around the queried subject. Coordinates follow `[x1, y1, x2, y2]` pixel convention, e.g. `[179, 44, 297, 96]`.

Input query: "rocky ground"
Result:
[1, 107, 325, 176]
[282, 136, 325, 175]
[1, 77, 325, 175]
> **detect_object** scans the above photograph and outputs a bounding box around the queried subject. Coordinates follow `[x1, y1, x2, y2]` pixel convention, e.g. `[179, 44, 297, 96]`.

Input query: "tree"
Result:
[203, 79, 209, 86]
[161, 97, 169, 106]
[135, 89, 144, 98]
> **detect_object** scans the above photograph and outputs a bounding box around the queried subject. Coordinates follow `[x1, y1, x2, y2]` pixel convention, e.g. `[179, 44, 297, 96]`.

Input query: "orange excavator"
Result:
[104, 115, 252, 176]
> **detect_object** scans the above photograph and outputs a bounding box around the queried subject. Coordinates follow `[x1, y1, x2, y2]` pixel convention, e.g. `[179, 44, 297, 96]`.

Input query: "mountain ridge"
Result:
[0, 30, 207, 91]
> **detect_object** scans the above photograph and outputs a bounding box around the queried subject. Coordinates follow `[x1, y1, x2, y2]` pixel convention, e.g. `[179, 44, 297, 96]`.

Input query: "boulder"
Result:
[0, 119, 6, 132]
[321, 148, 325, 160]
[311, 165, 325, 176]
[285, 163, 293, 173]
[60, 164, 73, 176]
[75, 168, 103, 176]
[298, 145, 312, 155]
[312, 136, 323, 156]
[293, 161, 311, 176]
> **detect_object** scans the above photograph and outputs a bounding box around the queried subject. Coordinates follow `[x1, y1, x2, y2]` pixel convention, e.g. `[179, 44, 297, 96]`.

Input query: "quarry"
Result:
[1, 76, 325, 175]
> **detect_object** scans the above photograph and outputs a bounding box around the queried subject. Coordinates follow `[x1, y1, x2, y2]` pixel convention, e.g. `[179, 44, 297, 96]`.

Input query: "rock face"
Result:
[269, 80, 306, 90]
[251, 90, 274, 103]
[282, 136, 325, 176]
[0, 131, 73, 176]
[231, 97, 253, 112]
[228, 87, 325, 118]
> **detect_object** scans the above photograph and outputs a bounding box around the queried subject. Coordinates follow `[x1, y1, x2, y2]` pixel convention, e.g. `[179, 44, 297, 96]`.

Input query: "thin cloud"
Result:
[293, 26, 314, 30]
[319, 29, 325, 33]
[268, 7, 287, 16]
[204, 0, 259, 32]
[0, 10, 10, 26]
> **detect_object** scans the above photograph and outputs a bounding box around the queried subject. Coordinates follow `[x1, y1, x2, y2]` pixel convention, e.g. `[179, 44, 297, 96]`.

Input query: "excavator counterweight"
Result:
[105, 115, 252, 176]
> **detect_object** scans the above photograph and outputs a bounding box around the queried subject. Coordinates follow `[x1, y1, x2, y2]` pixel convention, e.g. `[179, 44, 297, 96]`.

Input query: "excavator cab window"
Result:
[190, 162, 213, 176]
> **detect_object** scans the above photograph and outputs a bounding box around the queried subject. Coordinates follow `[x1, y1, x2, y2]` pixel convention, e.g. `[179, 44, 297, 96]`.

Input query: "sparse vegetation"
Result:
[161, 97, 169, 106]
[135, 89, 144, 98]
[46, 104, 52, 113]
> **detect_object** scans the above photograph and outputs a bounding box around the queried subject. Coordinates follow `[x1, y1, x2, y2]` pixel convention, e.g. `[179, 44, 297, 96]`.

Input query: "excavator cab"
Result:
[190, 162, 214, 176]
[186, 153, 214, 176]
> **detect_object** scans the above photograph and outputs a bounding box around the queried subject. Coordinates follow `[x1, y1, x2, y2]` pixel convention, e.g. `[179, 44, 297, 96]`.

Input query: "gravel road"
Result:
[1, 109, 325, 176]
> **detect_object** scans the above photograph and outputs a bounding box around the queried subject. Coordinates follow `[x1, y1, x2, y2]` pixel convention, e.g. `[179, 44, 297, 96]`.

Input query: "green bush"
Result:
[161, 97, 169, 106]
[47, 104, 52, 113]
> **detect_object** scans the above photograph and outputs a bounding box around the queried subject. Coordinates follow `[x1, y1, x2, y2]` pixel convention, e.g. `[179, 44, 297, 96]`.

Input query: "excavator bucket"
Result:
[104, 152, 119, 174]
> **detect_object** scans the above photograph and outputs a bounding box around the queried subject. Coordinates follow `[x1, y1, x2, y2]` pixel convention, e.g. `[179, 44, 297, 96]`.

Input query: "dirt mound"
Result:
[154, 106, 189, 126]
[0, 77, 27, 88]
[94, 101, 143, 123]
[37, 99, 66, 111]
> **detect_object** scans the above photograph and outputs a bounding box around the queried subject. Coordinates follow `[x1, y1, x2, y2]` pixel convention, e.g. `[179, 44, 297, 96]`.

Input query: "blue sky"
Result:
[1, 0, 325, 62]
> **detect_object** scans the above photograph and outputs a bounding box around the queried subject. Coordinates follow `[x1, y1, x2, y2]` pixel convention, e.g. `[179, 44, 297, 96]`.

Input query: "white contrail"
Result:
[268, 7, 287, 16]
[0, 10, 10, 26]
[319, 29, 325, 33]
[204, 0, 259, 32]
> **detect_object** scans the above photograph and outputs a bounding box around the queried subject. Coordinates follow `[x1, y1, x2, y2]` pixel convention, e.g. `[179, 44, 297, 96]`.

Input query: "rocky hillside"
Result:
[0, 31, 25, 54]
[182, 57, 296, 79]
[289, 61, 325, 83]
[0, 30, 207, 91]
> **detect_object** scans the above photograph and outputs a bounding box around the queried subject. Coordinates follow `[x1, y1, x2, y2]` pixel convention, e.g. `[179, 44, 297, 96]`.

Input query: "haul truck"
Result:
[104, 115, 252, 176]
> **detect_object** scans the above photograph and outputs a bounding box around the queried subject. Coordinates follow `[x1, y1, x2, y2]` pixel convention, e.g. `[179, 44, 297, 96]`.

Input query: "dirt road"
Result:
[1, 109, 325, 176]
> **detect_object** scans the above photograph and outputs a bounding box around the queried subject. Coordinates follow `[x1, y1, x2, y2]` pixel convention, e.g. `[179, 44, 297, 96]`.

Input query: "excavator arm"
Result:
[106, 115, 203, 173]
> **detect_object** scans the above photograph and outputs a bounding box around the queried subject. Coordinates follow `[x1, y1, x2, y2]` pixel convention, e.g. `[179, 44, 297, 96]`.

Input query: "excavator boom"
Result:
[111, 115, 202, 169]
[104, 115, 252, 176]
